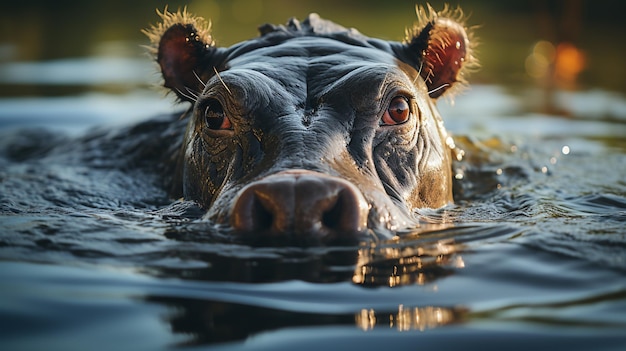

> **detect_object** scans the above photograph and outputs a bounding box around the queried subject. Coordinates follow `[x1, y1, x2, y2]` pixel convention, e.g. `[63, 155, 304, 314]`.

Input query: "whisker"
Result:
[378, 69, 391, 99]
[414, 61, 425, 84]
[424, 68, 434, 84]
[428, 83, 449, 95]
[185, 86, 199, 99]
[213, 66, 232, 96]
[175, 87, 198, 102]
[193, 70, 206, 88]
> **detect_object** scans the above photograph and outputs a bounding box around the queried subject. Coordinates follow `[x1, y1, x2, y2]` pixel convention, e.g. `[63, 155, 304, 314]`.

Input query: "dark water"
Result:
[1, 58, 625, 349]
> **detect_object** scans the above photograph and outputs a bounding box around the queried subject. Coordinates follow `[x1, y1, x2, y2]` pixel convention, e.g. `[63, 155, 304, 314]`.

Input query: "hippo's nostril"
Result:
[322, 196, 342, 230]
[321, 189, 361, 233]
[248, 191, 274, 232]
[231, 186, 283, 234]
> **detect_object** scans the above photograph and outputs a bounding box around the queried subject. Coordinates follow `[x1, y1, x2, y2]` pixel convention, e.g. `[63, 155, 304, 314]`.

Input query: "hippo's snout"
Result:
[230, 170, 369, 245]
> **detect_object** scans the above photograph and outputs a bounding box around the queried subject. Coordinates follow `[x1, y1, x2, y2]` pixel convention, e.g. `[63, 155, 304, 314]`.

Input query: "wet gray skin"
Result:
[147, 10, 474, 245]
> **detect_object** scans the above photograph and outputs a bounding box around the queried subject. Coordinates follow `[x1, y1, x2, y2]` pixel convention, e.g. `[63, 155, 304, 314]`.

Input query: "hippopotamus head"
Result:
[144, 5, 476, 245]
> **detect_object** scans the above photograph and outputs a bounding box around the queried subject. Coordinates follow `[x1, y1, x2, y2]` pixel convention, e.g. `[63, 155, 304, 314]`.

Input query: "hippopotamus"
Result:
[144, 5, 476, 245]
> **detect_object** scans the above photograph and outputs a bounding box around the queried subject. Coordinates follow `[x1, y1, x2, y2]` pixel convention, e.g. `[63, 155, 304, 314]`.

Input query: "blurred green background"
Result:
[1, 0, 625, 96]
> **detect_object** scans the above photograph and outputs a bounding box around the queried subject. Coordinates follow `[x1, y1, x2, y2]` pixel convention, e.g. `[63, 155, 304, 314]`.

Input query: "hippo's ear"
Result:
[143, 8, 218, 102]
[400, 5, 477, 99]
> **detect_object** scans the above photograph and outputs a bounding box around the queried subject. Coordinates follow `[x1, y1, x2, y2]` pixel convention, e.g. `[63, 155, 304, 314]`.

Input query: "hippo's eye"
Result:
[380, 96, 411, 126]
[203, 99, 232, 130]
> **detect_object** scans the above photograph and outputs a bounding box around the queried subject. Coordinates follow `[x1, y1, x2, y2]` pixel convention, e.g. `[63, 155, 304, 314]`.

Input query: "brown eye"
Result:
[381, 96, 411, 126]
[204, 99, 232, 130]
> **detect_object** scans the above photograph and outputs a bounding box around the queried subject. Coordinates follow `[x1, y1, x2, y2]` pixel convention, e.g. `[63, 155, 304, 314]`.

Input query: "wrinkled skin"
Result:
[145, 7, 474, 245]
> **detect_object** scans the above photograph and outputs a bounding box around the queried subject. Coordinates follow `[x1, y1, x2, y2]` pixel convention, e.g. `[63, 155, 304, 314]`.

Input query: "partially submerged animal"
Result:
[143, 5, 476, 245]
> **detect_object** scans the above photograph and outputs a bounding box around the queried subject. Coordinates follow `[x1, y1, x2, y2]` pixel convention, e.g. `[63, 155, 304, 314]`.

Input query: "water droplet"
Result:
[455, 41, 461, 49]
[550, 157, 557, 164]
[454, 256, 465, 268]
[541, 166, 548, 173]
[496, 168, 503, 176]
[561, 145, 570, 155]
[445, 136, 455, 149]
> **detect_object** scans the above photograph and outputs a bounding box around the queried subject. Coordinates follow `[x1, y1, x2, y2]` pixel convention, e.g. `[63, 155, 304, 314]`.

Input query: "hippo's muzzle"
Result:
[230, 170, 370, 245]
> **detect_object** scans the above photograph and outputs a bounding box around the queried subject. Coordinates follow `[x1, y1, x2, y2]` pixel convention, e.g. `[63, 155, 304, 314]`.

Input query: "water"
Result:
[0, 55, 625, 350]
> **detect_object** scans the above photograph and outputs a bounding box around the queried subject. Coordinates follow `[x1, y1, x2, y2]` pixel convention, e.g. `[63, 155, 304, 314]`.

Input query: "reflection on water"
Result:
[352, 224, 521, 288]
[353, 228, 462, 287]
[141, 222, 486, 345]
[356, 305, 466, 331]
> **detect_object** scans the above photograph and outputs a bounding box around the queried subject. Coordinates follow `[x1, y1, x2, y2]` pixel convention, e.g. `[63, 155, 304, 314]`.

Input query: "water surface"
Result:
[1, 57, 625, 350]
